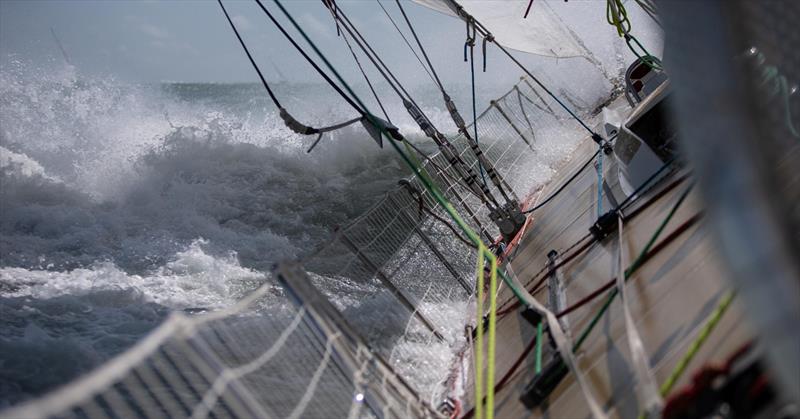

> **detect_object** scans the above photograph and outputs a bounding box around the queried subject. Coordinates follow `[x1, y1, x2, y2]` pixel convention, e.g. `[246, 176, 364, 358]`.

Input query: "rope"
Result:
[488, 186, 697, 419]
[497, 161, 683, 317]
[260, 9, 545, 413]
[465, 212, 703, 419]
[265, 0, 499, 267]
[473, 244, 498, 419]
[218, 0, 281, 108]
[523, 0, 535, 19]
[658, 290, 737, 398]
[217, 0, 364, 153]
[467, 22, 488, 188]
[221, 0, 362, 150]
[392, 0, 516, 203]
[462, 15, 603, 142]
[596, 147, 605, 217]
[330, 1, 501, 209]
[606, 0, 662, 71]
[535, 321, 544, 374]
[254, 0, 367, 116]
[617, 217, 663, 415]
[523, 147, 604, 214]
[387, 0, 442, 91]
[509, 169, 687, 318]
[324, 0, 391, 123]
[505, 265, 609, 419]
[572, 183, 695, 352]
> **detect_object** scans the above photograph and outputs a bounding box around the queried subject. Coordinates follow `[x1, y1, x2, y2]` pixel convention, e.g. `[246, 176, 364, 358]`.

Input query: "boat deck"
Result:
[465, 130, 754, 418]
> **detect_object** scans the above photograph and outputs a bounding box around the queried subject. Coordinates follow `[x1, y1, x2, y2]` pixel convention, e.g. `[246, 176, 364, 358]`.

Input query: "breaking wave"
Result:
[0, 60, 412, 405]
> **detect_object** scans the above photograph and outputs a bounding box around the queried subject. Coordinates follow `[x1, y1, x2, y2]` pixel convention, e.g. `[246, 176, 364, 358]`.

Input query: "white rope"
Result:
[287, 332, 340, 419]
[190, 307, 307, 419]
[616, 218, 663, 415]
[346, 346, 371, 419]
[506, 264, 609, 419]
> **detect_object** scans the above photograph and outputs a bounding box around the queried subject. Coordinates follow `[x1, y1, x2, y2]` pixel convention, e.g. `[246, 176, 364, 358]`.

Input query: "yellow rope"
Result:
[474, 244, 498, 419]
[660, 290, 737, 397]
[474, 247, 484, 419]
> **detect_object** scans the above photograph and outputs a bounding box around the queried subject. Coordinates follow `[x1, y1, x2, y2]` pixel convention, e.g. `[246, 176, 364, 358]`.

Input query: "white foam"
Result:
[0, 239, 265, 310]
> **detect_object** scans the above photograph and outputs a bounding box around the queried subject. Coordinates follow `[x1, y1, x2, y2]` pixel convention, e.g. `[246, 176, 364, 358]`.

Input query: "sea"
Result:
[0, 53, 615, 408]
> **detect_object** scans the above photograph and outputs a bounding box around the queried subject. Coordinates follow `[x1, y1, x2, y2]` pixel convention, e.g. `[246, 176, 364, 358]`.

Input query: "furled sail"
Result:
[411, 0, 587, 58]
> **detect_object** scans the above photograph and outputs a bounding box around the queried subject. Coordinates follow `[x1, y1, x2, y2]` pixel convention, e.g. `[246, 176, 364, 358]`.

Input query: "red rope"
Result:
[458, 213, 703, 418]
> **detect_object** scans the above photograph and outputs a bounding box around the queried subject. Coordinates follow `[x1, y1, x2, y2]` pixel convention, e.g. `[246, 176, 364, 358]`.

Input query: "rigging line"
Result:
[221, 0, 363, 151]
[395, 0, 514, 202]
[526, 171, 688, 297]
[268, 0, 487, 244]
[507, 192, 700, 413]
[331, 2, 414, 104]
[331, 1, 500, 208]
[523, 0, 535, 19]
[476, 212, 703, 419]
[334, 1, 466, 149]
[323, 0, 392, 122]
[468, 29, 488, 188]
[572, 183, 696, 353]
[496, 165, 687, 317]
[617, 157, 678, 210]
[218, 0, 281, 108]
[458, 11, 603, 141]
[597, 147, 605, 217]
[557, 211, 702, 320]
[392, 0, 443, 91]
[252, 0, 367, 116]
[523, 147, 603, 214]
[375, 0, 438, 88]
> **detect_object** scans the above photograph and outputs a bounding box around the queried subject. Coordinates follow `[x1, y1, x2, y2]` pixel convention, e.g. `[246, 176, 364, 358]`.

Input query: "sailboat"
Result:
[2, 1, 797, 418]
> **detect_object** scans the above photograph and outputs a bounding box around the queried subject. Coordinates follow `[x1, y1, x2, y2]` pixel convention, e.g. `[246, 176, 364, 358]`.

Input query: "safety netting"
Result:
[0, 74, 595, 419]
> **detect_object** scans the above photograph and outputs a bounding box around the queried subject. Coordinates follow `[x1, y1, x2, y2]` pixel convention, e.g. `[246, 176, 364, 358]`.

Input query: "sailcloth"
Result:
[411, 0, 587, 58]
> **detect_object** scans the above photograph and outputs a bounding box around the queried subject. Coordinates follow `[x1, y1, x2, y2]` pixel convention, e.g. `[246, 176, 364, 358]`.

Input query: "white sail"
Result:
[411, 0, 588, 58]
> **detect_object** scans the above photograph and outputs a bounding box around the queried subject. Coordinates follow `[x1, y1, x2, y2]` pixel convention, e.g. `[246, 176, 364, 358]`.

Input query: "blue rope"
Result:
[596, 145, 604, 217]
[469, 38, 488, 188]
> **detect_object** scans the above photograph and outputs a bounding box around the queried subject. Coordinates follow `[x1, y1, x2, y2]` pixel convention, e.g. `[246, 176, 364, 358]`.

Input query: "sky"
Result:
[0, 0, 535, 87]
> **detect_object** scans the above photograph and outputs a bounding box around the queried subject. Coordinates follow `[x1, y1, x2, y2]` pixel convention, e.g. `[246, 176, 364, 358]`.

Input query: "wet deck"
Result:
[465, 129, 753, 418]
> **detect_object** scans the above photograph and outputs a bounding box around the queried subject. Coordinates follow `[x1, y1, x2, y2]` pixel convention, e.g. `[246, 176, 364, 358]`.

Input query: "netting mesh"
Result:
[0, 77, 593, 419]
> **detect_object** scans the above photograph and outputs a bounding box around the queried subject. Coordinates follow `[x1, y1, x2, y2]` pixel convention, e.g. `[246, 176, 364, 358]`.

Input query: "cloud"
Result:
[140, 23, 169, 40]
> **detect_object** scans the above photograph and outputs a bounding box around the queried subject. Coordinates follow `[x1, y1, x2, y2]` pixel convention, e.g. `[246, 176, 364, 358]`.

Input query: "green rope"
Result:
[532, 182, 696, 413]
[266, 0, 546, 314]
[625, 33, 663, 72]
[535, 321, 544, 375]
[573, 183, 694, 351]
[606, 0, 662, 71]
[606, 0, 631, 37]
